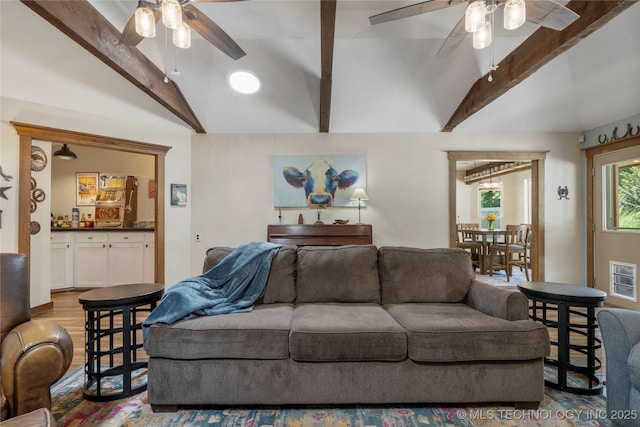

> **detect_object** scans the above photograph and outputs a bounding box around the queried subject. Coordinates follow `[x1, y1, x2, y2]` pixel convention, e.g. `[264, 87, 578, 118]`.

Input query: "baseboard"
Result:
[31, 301, 54, 315]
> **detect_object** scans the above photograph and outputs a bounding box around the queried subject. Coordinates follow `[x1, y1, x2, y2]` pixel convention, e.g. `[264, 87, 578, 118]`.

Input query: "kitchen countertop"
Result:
[51, 227, 155, 232]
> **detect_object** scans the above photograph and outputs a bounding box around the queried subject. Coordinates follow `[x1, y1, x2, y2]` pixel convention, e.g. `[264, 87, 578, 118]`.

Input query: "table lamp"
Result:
[350, 188, 369, 224]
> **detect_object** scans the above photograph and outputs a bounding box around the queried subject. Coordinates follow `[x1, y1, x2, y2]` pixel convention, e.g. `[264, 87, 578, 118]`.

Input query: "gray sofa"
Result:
[597, 308, 640, 426]
[146, 245, 550, 412]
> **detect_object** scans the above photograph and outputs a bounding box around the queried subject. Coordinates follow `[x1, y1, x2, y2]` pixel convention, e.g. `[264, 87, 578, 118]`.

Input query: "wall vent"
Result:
[610, 261, 637, 302]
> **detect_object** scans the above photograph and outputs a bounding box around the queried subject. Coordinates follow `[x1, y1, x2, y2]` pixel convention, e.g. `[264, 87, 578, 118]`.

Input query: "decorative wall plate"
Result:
[32, 188, 46, 203]
[30, 221, 41, 235]
[31, 177, 37, 190]
[31, 146, 47, 171]
[30, 199, 37, 213]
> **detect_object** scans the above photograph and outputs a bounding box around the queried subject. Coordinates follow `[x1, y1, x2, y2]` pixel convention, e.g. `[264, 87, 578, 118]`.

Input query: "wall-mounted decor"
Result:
[274, 155, 366, 208]
[30, 146, 47, 171]
[171, 184, 187, 206]
[149, 180, 156, 198]
[558, 186, 570, 200]
[76, 173, 98, 206]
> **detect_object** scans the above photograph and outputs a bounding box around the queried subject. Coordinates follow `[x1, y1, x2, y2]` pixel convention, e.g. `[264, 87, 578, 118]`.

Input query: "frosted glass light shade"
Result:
[473, 21, 492, 49]
[504, 0, 526, 30]
[135, 5, 156, 38]
[465, 1, 486, 33]
[173, 22, 191, 48]
[162, 0, 182, 30]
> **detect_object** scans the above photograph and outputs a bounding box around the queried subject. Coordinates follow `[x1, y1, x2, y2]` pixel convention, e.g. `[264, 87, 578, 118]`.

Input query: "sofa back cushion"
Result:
[378, 247, 473, 304]
[202, 245, 297, 304]
[296, 245, 380, 303]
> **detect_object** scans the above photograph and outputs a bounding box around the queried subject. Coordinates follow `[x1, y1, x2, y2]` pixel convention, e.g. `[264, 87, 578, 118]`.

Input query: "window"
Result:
[479, 189, 501, 228]
[603, 159, 640, 230]
[610, 261, 637, 301]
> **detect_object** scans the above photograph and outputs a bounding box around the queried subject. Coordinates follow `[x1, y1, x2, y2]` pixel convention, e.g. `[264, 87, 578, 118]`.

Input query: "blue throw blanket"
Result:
[142, 241, 282, 347]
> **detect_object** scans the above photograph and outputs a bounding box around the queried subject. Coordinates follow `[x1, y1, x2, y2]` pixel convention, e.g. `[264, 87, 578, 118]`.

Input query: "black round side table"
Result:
[79, 283, 164, 401]
[517, 281, 606, 395]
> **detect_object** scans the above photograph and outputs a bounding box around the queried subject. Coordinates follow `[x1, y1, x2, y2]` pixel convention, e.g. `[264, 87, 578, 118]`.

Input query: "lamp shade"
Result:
[135, 5, 156, 38]
[350, 188, 369, 201]
[173, 22, 191, 49]
[465, 0, 486, 33]
[53, 144, 77, 160]
[504, 0, 526, 30]
[473, 21, 492, 49]
[162, 0, 182, 30]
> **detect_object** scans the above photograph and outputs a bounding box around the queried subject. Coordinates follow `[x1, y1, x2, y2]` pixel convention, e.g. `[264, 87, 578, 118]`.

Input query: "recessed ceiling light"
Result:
[228, 70, 261, 94]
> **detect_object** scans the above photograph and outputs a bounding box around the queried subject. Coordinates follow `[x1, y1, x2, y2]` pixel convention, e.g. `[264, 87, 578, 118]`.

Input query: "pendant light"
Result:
[53, 144, 77, 160]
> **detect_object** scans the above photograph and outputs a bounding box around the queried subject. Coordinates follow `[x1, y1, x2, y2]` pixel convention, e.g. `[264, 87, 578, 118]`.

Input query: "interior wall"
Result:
[1, 96, 193, 306]
[191, 132, 583, 284]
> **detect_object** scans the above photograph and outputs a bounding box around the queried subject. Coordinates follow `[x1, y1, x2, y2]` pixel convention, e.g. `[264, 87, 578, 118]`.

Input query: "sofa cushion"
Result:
[146, 304, 293, 360]
[379, 247, 474, 304]
[290, 303, 407, 362]
[203, 246, 297, 304]
[296, 245, 380, 303]
[385, 303, 549, 362]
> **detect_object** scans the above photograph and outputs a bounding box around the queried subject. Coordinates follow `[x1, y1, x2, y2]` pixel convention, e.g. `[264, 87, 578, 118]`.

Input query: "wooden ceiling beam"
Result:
[20, 0, 205, 134]
[320, 0, 337, 133]
[442, 0, 636, 132]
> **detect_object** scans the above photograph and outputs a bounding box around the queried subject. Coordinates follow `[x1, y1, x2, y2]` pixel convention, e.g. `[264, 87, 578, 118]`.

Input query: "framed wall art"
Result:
[171, 184, 187, 206]
[274, 155, 366, 208]
[76, 172, 98, 206]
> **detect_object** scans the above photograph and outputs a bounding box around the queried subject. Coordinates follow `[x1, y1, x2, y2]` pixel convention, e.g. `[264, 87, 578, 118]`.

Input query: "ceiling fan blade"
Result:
[525, 0, 579, 31]
[369, 0, 466, 25]
[436, 16, 467, 59]
[120, 7, 161, 46]
[182, 4, 246, 60]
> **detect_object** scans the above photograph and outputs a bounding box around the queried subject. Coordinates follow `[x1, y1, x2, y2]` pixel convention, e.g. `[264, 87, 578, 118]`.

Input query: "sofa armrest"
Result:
[597, 308, 640, 422]
[1, 319, 73, 417]
[465, 280, 529, 321]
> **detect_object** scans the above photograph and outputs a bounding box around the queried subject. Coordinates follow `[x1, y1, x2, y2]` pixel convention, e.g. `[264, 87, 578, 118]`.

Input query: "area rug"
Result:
[51, 367, 612, 427]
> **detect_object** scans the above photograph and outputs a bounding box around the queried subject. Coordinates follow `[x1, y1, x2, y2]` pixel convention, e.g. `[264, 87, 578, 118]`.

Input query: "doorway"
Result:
[448, 151, 546, 281]
[12, 122, 170, 284]
[587, 136, 640, 308]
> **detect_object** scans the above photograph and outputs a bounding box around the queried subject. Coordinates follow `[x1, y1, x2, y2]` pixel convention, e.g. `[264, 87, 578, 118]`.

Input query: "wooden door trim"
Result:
[447, 151, 547, 281]
[11, 121, 170, 285]
[585, 135, 640, 288]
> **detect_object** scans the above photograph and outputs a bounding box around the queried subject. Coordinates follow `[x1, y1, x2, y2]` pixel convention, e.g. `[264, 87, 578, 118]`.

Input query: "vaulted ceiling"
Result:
[2, 0, 639, 134]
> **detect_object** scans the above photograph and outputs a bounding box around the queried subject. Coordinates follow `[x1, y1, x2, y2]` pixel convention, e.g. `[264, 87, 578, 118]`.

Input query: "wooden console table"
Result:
[267, 224, 372, 246]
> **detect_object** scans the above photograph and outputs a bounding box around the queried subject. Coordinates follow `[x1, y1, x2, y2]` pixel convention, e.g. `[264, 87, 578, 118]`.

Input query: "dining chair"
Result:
[488, 224, 529, 282]
[456, 224, 482, 271]
[458, 223, 480, 242]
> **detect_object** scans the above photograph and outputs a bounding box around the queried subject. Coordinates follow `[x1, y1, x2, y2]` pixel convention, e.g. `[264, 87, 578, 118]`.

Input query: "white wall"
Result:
[1, 97, 193, 306]
[191, 132, 583, 284]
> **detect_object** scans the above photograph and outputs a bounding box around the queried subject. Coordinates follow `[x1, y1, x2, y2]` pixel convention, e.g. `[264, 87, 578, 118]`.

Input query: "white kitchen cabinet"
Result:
[143, 232, 155, 283]
[50, 232, 74, 290]
[74, 233, 109, 287]
[108, 232, 145, 285]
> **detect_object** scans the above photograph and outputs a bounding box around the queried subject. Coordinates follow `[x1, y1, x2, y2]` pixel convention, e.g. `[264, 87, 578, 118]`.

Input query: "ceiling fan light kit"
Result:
[134, 0, 191, 49]
[465, 0, 525, 50]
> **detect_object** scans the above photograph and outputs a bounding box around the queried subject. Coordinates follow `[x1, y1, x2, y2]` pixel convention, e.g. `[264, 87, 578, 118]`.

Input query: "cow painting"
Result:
[283, 159, 359, 206]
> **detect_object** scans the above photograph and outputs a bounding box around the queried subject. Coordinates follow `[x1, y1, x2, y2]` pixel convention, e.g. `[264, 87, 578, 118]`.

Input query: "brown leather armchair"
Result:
[1, 253, 73, 421]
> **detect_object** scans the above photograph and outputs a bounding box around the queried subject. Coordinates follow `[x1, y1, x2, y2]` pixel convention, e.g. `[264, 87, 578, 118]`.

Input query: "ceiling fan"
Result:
[120, 0, 246, 60]
[369, 0, 580, 58]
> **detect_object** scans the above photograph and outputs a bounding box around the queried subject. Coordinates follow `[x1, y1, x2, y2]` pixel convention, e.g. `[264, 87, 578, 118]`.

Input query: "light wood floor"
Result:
[34, 290, 607, 386]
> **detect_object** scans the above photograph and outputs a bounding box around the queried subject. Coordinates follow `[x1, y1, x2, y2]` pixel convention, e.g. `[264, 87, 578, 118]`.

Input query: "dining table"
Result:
[459, 228, 511, 275]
